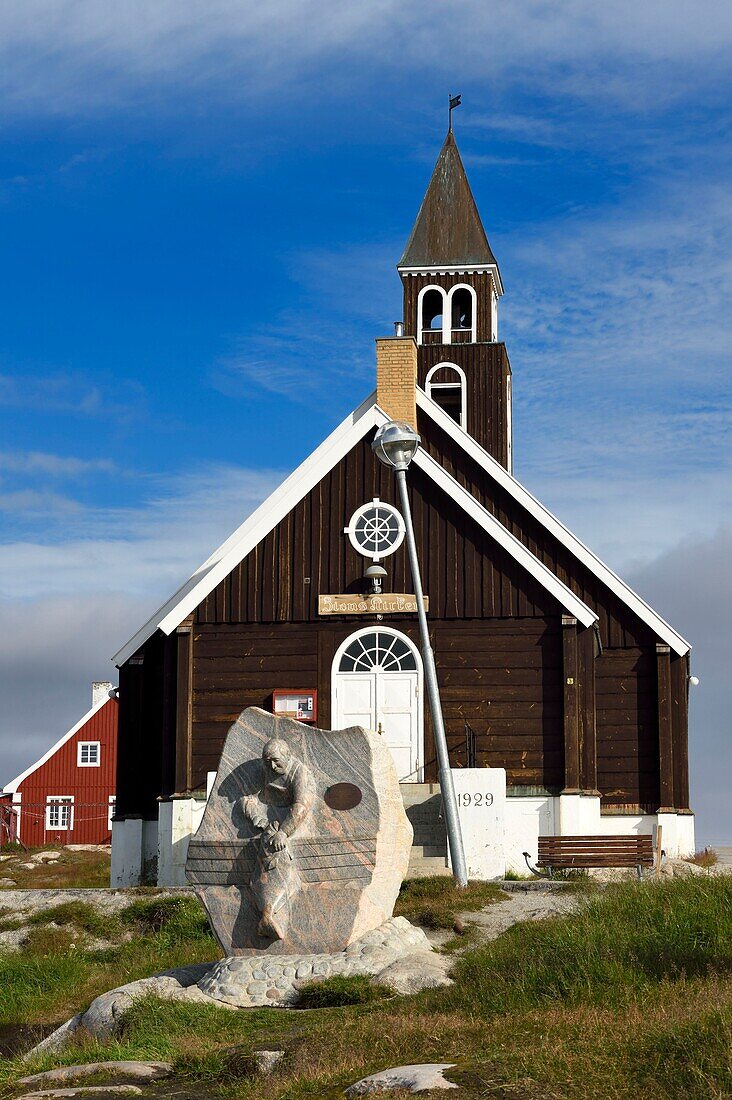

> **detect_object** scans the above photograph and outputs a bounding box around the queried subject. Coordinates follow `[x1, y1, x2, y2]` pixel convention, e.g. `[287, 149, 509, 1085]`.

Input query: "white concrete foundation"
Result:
[157, 798, 206, 886]
[113, 791, 695, 886]
[110, 818, 159, 886]
[502, 795, 694, 874]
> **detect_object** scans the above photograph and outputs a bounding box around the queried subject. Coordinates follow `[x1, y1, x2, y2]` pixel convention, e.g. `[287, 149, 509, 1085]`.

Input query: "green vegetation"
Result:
[394, 875, 504, 929]
[28, 900, 114, 938]
[1, 878, 731, 1099]
[0, 846, 111, 890]
[296, 974, 391, 1009]
[0, 895, 219, 1031]
[441, 876, 732, 1015]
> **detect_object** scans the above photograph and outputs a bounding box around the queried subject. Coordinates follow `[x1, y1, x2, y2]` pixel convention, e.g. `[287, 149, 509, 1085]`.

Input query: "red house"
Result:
[1, 683, 118, 847]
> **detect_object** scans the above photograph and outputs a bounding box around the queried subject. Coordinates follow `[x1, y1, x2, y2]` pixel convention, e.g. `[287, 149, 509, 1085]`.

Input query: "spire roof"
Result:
[399, 129, 500, 275]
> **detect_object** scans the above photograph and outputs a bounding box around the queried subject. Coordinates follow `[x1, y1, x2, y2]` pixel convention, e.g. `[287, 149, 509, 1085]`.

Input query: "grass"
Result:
[0, 894, 220, 1031]
[0, 846, 111, 890]
[296, 974, 391, 1009]
[1, 878, 731, 1098]
[393, 875, 505, 929]
[28, 901, 116, 939]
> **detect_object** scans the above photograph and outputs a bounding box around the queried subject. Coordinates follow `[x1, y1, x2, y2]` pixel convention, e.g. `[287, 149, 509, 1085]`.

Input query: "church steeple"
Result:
[399, 129, 501, 277]
[397, 127, 512, 471]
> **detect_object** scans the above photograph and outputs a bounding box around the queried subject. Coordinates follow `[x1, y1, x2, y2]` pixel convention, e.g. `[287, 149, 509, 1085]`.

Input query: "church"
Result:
[110, 127, 694, 886]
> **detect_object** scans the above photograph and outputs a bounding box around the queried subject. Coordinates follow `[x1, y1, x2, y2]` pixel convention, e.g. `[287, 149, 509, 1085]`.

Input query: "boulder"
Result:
[253, 1049, 285, 1074]
[187, 707, 413, 956]
[375, 951, 452, 995]
[19, 1062, 172, 1087]
[17, 1088, 142, 1098]
[345, 1063, 458, 1094]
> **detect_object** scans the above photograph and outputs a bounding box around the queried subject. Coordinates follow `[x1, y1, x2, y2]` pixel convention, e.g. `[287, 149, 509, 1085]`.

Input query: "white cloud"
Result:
[0, 462, 283, 600]
[0, 2, 731, 118]
[0, 488, 84, 516]
[500, 173, 732, 571]
[0, 593, 145, 787]
[0, 451, 117, 477]
[0, 460, 284, 786]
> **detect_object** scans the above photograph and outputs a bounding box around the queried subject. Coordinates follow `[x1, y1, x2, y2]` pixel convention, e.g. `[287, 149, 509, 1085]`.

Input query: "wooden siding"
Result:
[596, 647, 660, 810]
[190, 616, 564, 794]
[16, 699, 118, 845]
[195, 436, 558, 626]
[419, 342, 510, 466]
[402, 271, 494, 342]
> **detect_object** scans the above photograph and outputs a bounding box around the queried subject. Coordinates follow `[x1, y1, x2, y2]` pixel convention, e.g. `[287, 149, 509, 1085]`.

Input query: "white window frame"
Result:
[490, 286, 498, 341]
[416, 285, 448, 344]
[77, 741, 101, 768]
[343, 497, 406, 562]
[425, 362, 467, 430]
[108, 796, 116, 831]
[447, 283, 477, 343]
[45, 796, 74, 831]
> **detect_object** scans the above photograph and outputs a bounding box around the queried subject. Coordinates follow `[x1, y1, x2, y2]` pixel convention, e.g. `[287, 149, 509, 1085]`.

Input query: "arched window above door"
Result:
[338, 630, 417, 673]
[425, 363, 467, 429]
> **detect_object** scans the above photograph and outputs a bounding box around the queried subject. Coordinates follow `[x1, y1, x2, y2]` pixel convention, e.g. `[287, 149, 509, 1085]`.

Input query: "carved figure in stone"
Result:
[187, 708, 414, 956]
[238, 738, 316, 940]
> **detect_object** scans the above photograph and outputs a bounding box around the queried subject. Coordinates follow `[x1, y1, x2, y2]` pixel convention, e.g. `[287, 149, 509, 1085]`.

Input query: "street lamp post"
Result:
[372, 421, 468, 888]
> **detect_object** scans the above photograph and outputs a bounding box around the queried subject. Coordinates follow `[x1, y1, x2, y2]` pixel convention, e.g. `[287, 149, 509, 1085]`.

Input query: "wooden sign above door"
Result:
[318, 593, 429, 616]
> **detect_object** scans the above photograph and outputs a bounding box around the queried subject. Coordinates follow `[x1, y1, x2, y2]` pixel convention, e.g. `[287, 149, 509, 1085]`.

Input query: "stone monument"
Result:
[186, 707, 414, 957]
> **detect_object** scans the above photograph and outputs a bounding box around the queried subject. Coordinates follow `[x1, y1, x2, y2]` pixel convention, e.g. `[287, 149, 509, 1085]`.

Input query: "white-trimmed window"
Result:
[417, 285, 447, 344]
[108, 796, 116, 831]
[46, 796, 74, 831]
[77, 741, 100, 767]
[425, 363, 467, 429]
[448, 284, 477, 342]
[344, 498, 406, 561]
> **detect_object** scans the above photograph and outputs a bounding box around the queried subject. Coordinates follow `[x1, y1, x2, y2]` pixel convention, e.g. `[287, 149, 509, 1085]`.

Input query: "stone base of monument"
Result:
[197, 916, 446, 1007]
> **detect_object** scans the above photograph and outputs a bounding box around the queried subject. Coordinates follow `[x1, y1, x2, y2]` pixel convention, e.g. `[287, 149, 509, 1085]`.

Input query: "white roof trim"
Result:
[113, 392, 594, 666]
[2, 696, 112, 795]
[416, 388, 690, 655]
[412, 450, 596, 627]
[398, 263, 504, 296]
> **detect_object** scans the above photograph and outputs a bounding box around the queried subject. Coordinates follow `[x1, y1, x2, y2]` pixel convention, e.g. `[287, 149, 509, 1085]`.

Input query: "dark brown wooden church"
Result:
[110, 128, 693, 886]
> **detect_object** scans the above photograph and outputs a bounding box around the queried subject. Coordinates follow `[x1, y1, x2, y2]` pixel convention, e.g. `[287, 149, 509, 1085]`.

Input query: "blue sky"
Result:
[0, 1, 730, 844]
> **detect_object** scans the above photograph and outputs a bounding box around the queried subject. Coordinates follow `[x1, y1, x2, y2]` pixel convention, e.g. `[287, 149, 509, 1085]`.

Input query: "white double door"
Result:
[335, 670, 421, 782]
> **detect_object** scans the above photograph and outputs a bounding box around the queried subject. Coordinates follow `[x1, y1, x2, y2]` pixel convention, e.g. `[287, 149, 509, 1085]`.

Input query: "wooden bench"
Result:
[524, 834, 656, 879]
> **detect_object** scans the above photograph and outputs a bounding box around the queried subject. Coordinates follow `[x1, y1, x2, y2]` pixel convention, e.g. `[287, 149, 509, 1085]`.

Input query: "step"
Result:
[407, 855, 451, 878]
[410, 844, 448, 859]
[400, 783, 441, 807]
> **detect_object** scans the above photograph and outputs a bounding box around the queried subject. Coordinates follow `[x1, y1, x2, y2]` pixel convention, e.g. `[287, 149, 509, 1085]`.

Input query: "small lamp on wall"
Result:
[364, 563, 387, 595]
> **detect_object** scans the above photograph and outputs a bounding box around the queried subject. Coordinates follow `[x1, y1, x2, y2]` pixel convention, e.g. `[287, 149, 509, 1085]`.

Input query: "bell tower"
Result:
[398, 128, 512, 469]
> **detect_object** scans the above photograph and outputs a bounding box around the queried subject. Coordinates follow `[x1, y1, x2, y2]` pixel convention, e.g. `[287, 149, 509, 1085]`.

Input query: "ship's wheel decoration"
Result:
[344, 498, 405, 561]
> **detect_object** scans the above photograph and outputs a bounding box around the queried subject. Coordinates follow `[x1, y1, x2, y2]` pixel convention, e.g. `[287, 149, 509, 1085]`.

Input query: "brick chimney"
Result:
[375, 336, 417, 428]
[92, 681, 114, 708]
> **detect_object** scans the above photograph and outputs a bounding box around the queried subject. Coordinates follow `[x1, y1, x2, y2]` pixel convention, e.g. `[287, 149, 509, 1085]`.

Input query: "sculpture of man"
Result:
[239, 739, 316, 940]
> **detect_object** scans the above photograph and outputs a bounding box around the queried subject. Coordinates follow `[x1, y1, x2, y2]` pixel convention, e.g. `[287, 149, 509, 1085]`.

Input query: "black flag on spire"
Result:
[449, 93, 462, 130]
